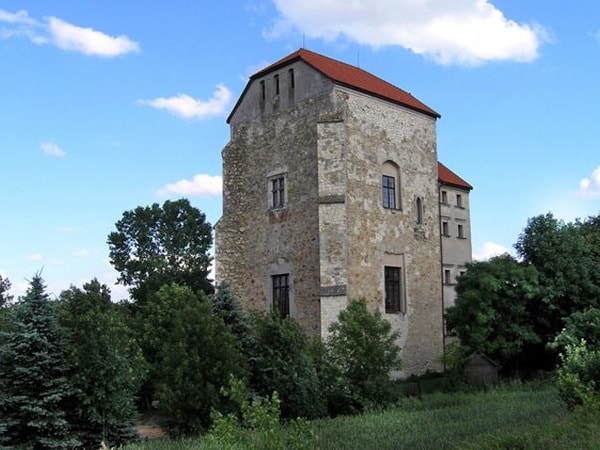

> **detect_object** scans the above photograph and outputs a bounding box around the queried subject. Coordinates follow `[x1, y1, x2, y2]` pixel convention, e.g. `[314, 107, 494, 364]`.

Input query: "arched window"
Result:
[415, 197, 423, 224]
[382, 161, 401, 210]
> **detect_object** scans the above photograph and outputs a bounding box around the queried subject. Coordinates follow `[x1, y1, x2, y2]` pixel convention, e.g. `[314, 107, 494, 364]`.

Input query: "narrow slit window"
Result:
[271, 176, 285, 209]
[288, 68, 295, 89]
[274, 74, 280, 95]
[416, 197, 423, 224]
[260, 80, 266, 101]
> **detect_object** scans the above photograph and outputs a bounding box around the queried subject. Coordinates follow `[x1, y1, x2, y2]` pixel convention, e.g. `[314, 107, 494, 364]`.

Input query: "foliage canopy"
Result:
[107, 198, 213, 303]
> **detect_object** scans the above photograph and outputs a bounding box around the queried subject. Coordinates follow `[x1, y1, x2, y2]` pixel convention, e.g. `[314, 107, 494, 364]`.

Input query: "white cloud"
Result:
[576, 166, 600, 199]
[157, 174, 222, 197]
[29, 253, 43, 262]
[0, 9, 37, 25]
[0, 9, 139, 57]
[267, 0, 548, 66]
[139, 84, 233, 120]
[40, 141, 66, 158]
[47, 17, 139, 57]
[73, 248, 91, 257]
[473, 242, 513, 261]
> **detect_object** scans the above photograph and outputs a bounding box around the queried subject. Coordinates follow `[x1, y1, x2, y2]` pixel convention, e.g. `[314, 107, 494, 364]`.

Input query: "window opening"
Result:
[385, 266, 402, 313]
[416, 197, 423, 224]
[260, 80, 266, 100]
[441, 190, 448, 204]
[272, 274, 290, 316]
[382, 175, 396, 209]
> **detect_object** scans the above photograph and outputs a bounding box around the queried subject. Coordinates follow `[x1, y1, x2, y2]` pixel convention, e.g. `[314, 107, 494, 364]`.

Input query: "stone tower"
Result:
[216, 49, 471, 376]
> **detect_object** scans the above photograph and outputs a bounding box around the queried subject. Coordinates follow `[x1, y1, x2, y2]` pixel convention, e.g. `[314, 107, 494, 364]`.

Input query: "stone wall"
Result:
[330, 87, 444, 375]
[217, 61, 445, 374]
[216, 63, 339, 335]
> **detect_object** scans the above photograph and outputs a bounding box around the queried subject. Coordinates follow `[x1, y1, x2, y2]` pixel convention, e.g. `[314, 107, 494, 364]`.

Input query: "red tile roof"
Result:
[248, 48, 440, 119]
[438, 162, 473, 190]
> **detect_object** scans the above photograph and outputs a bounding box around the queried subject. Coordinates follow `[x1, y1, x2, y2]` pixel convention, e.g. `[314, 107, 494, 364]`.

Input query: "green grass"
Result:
[126, 382, 600, 450]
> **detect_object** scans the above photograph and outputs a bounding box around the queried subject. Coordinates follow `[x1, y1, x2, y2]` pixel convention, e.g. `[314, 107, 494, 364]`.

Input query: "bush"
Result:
[321, 299, 401, 414]
[555, 339, 600, 409]
[204, 375, 315, 450]
[247, 312, 325, 420]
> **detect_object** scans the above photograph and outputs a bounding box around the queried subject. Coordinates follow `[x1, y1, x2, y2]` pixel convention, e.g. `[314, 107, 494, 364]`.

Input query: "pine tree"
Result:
[0, 275, 79, 448]
[211, 283, 253, 353]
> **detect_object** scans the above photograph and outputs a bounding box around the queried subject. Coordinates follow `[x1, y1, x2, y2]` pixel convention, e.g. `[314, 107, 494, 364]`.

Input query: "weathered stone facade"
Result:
[216, 49, 471, 376]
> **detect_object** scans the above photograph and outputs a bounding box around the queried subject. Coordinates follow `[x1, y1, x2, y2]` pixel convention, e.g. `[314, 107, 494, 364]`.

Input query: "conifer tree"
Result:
[211, 283, 253, 353]
[0, 275, 79, 448]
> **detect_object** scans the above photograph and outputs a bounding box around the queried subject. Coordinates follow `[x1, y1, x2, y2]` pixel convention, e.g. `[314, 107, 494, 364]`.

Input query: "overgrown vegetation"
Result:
[124, 382, 600, 450]
[447, 212, 600, 376]
[3, 202, 600, 447]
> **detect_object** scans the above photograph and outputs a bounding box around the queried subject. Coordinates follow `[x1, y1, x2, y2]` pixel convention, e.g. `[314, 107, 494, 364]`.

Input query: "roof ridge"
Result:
[249, 48, 440, 118]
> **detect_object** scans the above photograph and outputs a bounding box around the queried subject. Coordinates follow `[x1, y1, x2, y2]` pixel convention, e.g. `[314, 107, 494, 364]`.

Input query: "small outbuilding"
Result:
[464, 354, 498, 385]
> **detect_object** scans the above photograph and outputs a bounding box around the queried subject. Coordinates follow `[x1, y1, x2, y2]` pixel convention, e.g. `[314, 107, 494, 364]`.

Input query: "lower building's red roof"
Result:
[438, 162, 473, 190]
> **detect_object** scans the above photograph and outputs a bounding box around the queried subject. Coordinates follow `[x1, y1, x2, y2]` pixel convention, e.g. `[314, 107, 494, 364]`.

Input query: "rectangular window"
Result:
[274, 74, 280, 95]
[385, 266, 402, 313]
[444, 269, 452, 285]
[288, 68, 295, 89]
[441, 190, 448, 204]
[271, 176, 285, 209]
[456, 194, 463, 208]
[382, 175, 396, 209]
[442, 221, 449, 236]
[272, 274, 290, 316]
[458, 224, 465, 238]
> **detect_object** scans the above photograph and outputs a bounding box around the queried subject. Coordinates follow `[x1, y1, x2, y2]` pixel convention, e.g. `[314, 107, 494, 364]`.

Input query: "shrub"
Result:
[324, 299, 401, 413]
[555, 339, 600, 409]
[247, 312, 325, 419]
[204, 375, 315, 450]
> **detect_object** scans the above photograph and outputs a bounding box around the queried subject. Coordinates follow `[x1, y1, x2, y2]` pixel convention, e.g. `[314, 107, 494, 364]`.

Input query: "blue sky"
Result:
[1, 1, 599, 299]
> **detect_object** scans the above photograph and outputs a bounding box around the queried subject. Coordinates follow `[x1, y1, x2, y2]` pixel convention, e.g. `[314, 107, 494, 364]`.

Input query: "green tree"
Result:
[0, 274, 12, 308]
[0, 274, 13, 332]
[151, 284, 246, 436]
[57, 279, 147, 448]
[551, 307, 600, 352]
[211, 283, 253, 354]
[515, 213, 600, 337]
[107, 199, 214, 304]
[0, 275, 79, 448]
[326, 299, 401, 412]
[248, 312, 325, 420]
[445, 255, 542, 371]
